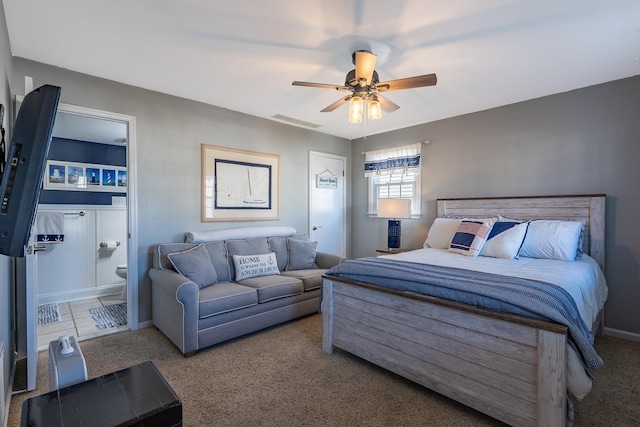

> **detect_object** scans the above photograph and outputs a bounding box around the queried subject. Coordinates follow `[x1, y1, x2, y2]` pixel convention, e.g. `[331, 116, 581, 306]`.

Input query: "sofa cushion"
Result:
[226, 238, 271, 279]
[236, 274, 304, 303]
[167, 244, 218, 289]
[290, 232, 310, 241]
[232, 253, 280, 281]
[286, 239, 319, 271]
[281, 268, 326, 291]
[268, 236, 289, 271]
[198, 282, 258, 318]
[203, 241, 231, 282]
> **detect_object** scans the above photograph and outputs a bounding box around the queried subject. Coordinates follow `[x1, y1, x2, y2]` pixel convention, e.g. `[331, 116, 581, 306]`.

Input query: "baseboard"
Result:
[137, 320, 153, 329]
[604, 327, 640, 342]
[37, 284, 125, 305]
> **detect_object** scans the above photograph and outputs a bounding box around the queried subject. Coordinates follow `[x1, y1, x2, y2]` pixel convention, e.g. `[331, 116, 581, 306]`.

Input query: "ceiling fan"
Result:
[292, 50, 437, 122]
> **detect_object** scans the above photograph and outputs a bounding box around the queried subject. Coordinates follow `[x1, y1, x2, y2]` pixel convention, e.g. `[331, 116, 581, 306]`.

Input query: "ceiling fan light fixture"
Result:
[348, 96, 364, 123]
[368, 99, 382, 120]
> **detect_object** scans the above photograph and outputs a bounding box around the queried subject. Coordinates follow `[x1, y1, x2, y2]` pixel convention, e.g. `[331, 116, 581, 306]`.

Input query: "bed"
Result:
[321, 195, 607, 427]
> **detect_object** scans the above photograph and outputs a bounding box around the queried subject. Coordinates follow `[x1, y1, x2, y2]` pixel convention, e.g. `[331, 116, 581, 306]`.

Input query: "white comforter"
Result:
[379, 248, 609, 399]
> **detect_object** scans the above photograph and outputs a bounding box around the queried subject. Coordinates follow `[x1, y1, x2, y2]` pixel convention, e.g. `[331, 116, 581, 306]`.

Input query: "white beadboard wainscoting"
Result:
[35, 205, 127, 304]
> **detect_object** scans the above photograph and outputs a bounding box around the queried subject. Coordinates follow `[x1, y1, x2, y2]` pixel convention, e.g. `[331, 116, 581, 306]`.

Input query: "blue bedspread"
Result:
[326, 257, 603, 371]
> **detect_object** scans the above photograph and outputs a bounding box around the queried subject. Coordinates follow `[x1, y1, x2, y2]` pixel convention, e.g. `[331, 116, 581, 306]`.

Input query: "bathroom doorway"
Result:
[32, 103, 137, 342]
[34, 104, 138, 349]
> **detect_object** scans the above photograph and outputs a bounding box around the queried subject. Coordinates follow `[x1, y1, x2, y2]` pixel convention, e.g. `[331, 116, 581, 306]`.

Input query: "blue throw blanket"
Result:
[326, 257, 603, 371]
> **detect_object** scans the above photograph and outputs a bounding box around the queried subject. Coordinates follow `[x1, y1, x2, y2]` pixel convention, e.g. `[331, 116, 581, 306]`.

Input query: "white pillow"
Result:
[424, 218, 462, 249]
[518, 220, 582, 261]
[447, 219, 495, 257]
[497, 215, 526, 222]
[232, 253, 280, 281]
[480, 222, 528, 259]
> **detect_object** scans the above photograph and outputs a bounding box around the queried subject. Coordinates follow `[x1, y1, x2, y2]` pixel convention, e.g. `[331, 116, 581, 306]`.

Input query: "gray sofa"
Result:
[149, 226, 345, 356]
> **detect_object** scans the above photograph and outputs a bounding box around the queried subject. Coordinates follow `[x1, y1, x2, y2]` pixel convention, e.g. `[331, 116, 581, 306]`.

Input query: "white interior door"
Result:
[309, 151, 346, 257]
[14, 226, 40, 392]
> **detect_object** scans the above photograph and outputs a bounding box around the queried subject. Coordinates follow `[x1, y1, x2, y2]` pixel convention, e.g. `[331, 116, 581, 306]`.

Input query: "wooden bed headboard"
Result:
[436, 194, 606, 271]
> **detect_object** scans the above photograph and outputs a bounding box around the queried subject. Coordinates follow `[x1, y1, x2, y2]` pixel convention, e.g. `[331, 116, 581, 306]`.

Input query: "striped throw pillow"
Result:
[448, 220, 494, 257]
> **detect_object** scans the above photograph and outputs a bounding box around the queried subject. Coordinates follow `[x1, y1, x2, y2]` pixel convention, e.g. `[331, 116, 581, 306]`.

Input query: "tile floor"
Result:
[37, 295, 128, 351]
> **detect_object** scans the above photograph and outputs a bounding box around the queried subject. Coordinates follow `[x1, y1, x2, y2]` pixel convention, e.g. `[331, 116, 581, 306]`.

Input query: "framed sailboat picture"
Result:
[201, 144, 280, 221]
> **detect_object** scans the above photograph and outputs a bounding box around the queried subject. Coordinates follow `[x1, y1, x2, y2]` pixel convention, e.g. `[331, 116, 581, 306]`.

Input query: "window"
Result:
[368, 170, 421, 217]
[363, 142, 422, 218]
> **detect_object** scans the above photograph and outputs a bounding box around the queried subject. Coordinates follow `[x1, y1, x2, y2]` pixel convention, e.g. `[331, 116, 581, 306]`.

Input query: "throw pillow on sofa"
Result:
[167, 244, 218, 289]
[286, 239, 319, 271]
[232, 253, 280, 281]
[227, 238, 271, 279]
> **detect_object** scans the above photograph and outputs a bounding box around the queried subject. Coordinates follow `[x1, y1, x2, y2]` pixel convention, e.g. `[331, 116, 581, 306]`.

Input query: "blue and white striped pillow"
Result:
[448, 220, 494, 257]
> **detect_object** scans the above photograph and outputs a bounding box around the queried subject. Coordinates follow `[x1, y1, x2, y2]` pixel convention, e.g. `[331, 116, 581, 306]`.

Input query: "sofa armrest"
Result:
[149, 268, 200, 355]
[315, 252, 347, 269]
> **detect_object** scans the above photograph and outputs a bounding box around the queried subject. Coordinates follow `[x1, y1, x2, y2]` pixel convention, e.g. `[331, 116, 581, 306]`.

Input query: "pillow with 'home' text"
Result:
[232, 253, 280, 281]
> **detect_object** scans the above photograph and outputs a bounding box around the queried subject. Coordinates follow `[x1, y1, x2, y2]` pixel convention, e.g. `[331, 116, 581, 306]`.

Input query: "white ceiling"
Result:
[4, 0, 640, 140]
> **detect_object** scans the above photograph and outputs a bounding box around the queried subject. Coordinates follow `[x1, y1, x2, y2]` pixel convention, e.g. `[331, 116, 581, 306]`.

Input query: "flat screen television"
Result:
[0, 84, 61, 257]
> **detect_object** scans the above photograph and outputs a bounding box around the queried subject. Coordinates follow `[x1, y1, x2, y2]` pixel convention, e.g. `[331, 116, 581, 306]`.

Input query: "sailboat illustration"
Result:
[243, 168, 266, 204]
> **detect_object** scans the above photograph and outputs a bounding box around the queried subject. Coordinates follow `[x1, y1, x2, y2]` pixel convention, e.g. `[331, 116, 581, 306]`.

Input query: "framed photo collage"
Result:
[44, 160, 127, 193]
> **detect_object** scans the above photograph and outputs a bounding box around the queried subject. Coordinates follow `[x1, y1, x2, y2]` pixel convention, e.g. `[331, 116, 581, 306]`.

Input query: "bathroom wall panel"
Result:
[96, 209, 127, 288]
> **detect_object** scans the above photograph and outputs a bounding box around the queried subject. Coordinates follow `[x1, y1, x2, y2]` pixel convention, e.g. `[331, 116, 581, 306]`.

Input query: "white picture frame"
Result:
[202, 144, 279, 222]
[43, 160, 126, 193]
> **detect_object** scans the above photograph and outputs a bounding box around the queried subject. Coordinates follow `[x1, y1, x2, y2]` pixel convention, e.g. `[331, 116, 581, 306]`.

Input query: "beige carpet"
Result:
[8, 314, 640, 426]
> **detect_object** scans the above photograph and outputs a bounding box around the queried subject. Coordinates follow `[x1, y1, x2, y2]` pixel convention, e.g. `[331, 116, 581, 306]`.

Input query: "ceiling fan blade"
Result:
[376, 73, 437, 92]
[354, 51, 377, 85]
[321, 95, 351, 112]
[292, 81, 350, 91]
[374, 94, 400, 113]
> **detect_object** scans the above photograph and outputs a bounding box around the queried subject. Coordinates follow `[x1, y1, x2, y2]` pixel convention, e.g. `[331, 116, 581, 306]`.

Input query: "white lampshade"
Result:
[348, 96, 363, 123]
[377, 198, 412, 219]
[368, 99, 382, 120]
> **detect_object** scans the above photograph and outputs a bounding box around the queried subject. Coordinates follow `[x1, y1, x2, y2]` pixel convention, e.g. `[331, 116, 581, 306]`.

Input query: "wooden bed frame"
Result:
[322, 195, 605, 427]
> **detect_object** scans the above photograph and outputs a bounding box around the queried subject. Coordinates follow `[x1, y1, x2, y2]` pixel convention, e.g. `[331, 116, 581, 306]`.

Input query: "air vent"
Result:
[272, 114, 321, 129]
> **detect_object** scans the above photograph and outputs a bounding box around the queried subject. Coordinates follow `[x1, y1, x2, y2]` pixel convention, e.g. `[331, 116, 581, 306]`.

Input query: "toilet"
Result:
[115, 264, 127, 299]
[115, 264, 127, 280]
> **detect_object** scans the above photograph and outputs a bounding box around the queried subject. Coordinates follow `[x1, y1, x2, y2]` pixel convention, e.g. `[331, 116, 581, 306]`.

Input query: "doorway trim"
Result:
[54, 101, 139, 329]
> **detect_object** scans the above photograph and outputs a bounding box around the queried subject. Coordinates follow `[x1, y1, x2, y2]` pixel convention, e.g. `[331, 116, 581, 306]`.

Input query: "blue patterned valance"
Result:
[363, 142, 422, 177]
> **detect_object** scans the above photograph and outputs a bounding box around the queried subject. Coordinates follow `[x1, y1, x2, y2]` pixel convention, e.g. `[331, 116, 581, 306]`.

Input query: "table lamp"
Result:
[377, 198, 412, 250]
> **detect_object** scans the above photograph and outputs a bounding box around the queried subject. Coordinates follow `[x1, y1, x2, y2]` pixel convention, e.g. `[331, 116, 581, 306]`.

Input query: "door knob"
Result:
[312, 226, 322, 231]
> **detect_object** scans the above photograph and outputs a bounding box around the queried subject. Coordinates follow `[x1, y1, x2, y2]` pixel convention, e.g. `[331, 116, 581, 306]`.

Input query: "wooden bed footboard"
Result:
[322, 277, 568, 427]
[321, 194, 605, 426]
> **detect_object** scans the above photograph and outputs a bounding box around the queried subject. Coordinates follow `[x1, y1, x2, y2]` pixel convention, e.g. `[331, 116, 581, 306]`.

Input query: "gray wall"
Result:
[10, 58, 351, 324]
[0, 0, 14, 418]
[351, 76, 640, 336]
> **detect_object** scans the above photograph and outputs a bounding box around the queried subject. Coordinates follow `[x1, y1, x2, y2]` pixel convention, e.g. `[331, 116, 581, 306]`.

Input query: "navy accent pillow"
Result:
[480, 221, 529, 259]
[487, 221, 519, 239]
